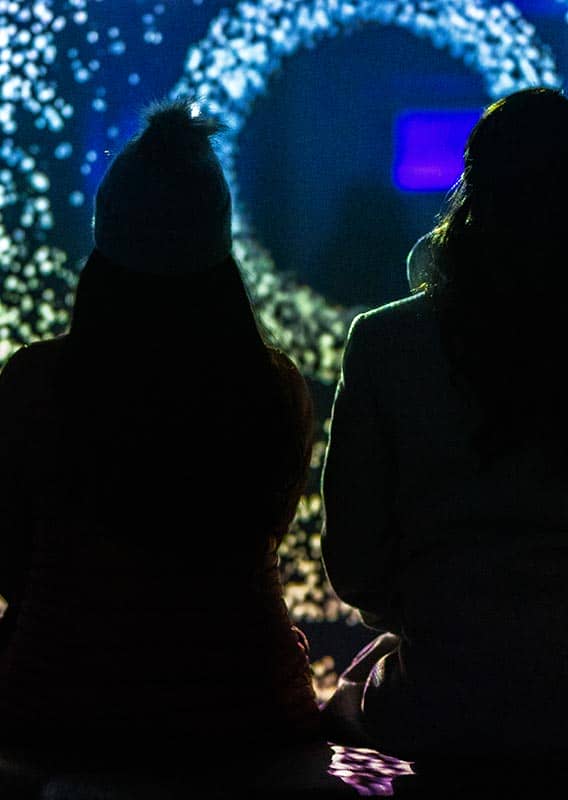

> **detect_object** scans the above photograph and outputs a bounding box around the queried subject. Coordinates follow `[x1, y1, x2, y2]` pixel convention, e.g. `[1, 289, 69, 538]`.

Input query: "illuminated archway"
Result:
[171, 0, 562, 385]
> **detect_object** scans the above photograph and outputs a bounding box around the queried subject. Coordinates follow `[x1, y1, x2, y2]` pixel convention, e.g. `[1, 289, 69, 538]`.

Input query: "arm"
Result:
[267, 347, 315, 544]
[0, 346, 32, 632]
[320, 314, 401, 633]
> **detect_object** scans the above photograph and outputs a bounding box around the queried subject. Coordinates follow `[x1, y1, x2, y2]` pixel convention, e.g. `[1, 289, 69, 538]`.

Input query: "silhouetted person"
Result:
[320, 87, 568, 761]
[0, 100, 322, 758]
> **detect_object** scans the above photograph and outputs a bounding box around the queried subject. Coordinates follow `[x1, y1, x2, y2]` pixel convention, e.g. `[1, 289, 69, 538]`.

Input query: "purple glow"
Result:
[394, 110, 482, 192]
[327, 744, 415, 796]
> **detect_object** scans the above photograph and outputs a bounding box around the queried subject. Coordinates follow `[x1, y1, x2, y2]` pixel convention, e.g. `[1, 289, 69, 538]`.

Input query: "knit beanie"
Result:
[93, 98, 232, 275]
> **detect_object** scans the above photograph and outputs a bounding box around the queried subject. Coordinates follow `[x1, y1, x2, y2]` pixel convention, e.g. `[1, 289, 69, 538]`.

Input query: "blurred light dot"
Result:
[38, 87, 55, 102]
[109, 40, 126, 55]
[45, 107, 63, 131]
[33, 34, 48, 51]
[144, 30, 163, 44]
[128, 72, 140, 85]
[69, 190, 84, 207]
[74, 67, 90, 82]
[24, 63, 39, 78]
[53, 142, 73, 161]
[87, 30, 99, 43]
[30, 172, 49, 191]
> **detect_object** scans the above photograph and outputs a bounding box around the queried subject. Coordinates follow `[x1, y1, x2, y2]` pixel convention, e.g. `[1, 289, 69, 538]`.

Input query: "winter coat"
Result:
[0, 334, 322, 752]
[321, 290, 568, 758]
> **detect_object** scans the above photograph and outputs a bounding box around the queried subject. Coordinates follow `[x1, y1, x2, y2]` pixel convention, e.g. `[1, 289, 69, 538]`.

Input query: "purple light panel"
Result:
[394, 109, 482, 192]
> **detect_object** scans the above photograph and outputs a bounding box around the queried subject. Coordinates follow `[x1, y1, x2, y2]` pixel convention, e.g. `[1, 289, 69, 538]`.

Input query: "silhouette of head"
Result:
[72, 98, 261, 352]
[463, 87, 568, 235]
[427, 87, 568, 467]
[93, 98, 232, 275]
[431, 87, 568, 295]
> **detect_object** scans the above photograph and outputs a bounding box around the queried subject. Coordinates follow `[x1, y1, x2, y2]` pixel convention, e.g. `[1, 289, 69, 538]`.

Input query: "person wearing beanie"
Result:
[93, 100, 233, 274]
[0, 99, 323, 768]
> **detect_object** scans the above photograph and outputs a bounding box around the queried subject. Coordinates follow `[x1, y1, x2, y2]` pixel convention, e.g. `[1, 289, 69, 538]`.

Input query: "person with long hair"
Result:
[320, 87, 568, 761]
[0, 99, 322, 760]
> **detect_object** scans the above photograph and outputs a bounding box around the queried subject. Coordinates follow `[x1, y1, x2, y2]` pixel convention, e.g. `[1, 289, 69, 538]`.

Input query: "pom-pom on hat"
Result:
[93, 98, 232, 275]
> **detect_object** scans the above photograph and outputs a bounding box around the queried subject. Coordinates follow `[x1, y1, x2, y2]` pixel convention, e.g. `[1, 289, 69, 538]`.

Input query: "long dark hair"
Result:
[427, 87, 568, 468]
[66, 248, 270, 378]
[56, 249, 313, 541]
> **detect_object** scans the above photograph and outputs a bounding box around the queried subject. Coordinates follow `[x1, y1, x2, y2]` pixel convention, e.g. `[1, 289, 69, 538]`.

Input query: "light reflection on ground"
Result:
[327, 744, 415, 797]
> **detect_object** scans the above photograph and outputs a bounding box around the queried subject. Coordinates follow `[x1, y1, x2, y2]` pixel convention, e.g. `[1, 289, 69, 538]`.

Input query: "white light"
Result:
[52, 16, 66, 32]
[30, 172, 49, 191]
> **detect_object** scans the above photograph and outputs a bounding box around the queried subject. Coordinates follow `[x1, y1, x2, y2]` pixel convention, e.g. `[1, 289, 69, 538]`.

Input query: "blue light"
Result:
[393, 109, 482, 192]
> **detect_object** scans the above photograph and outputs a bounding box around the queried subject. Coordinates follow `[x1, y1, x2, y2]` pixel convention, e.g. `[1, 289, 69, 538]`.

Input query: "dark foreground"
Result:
[1, 737, 566, 799]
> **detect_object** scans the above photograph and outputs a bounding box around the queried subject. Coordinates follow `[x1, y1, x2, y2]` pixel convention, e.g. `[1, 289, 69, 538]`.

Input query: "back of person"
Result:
[349, 294, 568, 753]
[0, 101, 321, 753]
[321, 87, 568, 759]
